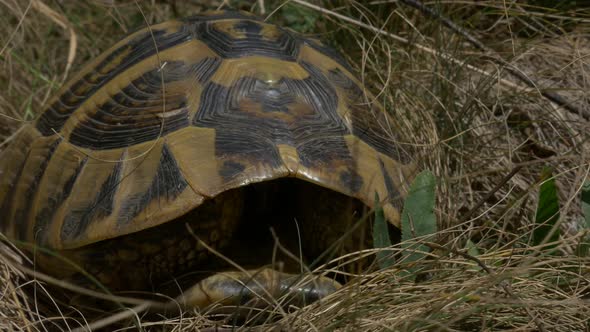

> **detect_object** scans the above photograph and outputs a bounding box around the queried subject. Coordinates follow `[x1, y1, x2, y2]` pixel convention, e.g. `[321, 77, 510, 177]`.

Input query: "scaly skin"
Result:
[177, 267, 341, 309]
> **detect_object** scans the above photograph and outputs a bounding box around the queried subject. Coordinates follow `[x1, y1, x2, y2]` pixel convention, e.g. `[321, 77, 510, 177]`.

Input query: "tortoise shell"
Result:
[0, 11, 412, 290]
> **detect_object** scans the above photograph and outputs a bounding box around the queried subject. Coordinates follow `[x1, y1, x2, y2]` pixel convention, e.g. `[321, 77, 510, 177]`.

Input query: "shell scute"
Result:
[68, 60, 192, 150]
[194, 19, 300, 60]
[13, 137, 61, 239]
[36, 22, 192, 137]
[59, 151, 125, 244]
[0, 133, 57, 239]
[34, 153, 88, 246]
[117, 143, 190, 225]
[0, 129, 37, 228]
[57, 39, 221, 152]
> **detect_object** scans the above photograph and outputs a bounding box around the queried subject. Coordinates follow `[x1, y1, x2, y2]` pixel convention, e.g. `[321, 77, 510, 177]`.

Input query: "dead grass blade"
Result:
[30, 0, 77, 82]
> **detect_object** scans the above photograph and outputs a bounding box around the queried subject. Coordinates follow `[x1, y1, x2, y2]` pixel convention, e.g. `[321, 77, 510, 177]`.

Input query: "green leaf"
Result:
[280, 3, 320, 33]
[373, 192, 395, 269]
[400, 170, 437, 275]
[532, 167, 560, 249]
[465, 239, 482, 271]
[465, 239, 480, 257]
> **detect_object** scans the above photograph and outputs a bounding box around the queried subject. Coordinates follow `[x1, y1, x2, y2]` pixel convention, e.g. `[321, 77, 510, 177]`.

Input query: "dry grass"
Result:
[1, 0, 589, 331]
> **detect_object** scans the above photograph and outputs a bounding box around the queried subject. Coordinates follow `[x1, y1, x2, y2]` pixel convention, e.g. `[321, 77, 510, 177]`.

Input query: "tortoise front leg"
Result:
[177, 268, 341, 309]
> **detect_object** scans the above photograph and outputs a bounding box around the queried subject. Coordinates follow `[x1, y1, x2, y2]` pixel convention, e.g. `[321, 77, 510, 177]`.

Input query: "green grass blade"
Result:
[577, 181, 590, 256]
[373, 192, 395, 269]
[401, 170, 437, 275]
[532, 167, 560, 249]
[582, 181, 590, 229]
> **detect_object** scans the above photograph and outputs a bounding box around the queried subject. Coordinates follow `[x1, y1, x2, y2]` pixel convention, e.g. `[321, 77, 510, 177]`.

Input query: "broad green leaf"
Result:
[373, 192, 395, 269]
[401, 170, 437, 275]
[532, 167, 560, 249]
[280, 4, 320, 33]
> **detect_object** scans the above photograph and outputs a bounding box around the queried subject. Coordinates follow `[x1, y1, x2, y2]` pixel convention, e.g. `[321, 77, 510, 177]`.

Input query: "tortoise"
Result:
[0, 10, 413, 309]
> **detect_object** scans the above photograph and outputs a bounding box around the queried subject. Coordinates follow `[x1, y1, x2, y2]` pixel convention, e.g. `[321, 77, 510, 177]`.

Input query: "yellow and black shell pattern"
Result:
[0, 10, 413, 251]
